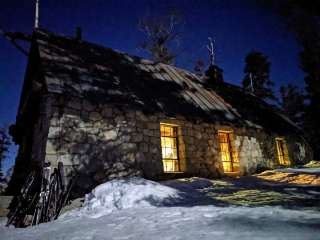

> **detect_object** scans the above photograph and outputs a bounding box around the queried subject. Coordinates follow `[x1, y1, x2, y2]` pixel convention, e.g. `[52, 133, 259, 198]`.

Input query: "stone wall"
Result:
[235, 135, 264, 175]
[286, 135, 313, 165]
[45, 96, 159, 194]
[44, 95, 312, 194]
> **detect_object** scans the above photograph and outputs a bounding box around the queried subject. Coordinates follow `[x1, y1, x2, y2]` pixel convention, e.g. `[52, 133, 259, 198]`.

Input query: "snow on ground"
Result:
[1, 205, 320, 240]
[62, 177, 181, 218]
[1, 175, 320, 240]
[0, 217, 7, 227]
[274, 168, 320, 174]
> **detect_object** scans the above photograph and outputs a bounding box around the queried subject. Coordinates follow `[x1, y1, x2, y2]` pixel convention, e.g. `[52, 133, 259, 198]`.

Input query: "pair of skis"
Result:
[6, 162, 74, 227]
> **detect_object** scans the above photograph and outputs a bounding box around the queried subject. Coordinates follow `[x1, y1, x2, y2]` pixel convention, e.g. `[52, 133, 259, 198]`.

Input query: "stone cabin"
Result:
[8, 29, 312, 194]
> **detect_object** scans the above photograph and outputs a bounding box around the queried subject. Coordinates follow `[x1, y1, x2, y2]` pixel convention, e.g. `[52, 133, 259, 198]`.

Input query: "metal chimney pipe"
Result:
[35, 0, 40, 28]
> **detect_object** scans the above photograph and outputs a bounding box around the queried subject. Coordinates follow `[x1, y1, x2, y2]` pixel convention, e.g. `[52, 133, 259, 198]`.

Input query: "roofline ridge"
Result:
[32, 29, 206, 77]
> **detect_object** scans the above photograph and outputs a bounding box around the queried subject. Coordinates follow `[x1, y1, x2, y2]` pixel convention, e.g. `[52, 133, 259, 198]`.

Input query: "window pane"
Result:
[163, 160, 178, 172]
[218, 131, 238, 173]
[160, 125, 177, 137]
[276, 138, 290, 166]
[160, 124, 180, 172]
[161, 137, 178, 159]
[222, 161, 232, 172]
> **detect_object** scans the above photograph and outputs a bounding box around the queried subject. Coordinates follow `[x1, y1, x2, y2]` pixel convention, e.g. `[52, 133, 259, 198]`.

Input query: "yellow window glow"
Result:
[160, 124, 180, 172]
[218, 131, 239, 173]
[275, 138, 290, 166]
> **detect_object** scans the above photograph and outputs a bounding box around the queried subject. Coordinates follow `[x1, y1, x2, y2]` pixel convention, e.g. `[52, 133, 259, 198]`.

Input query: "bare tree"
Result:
[138, 10, 182, 64]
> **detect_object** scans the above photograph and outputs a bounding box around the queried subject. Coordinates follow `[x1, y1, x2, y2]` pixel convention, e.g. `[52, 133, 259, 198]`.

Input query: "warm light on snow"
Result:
[1, 176, 320, 240]
[257, 168, 320, 185]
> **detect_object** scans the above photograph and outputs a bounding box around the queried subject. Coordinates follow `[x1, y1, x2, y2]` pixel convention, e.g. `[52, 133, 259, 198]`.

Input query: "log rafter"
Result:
[0, 29, 32, 56]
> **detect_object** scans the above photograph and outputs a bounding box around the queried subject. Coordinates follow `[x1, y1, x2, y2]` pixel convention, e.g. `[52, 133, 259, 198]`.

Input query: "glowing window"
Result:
[218, 131, 239, 173]
[160, 124, 180, 172]
[275, 138, 290, 166]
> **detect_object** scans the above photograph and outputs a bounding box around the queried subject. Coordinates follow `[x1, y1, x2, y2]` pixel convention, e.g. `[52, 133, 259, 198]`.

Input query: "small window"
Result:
[218, 130, 239, 173]
[160, 124, 180, 172]
[275, 138, 290, 166]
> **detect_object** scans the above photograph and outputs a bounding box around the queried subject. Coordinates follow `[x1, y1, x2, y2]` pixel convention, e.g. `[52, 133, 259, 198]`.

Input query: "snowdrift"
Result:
[62, 177, 181, 218]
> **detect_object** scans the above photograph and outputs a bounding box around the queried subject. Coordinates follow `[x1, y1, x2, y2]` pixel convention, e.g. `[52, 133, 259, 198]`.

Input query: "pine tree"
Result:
[265, 0, 320, 159]
[300, 37, 320, 159]
[242, 51, 276, 101]
[279, 84, 305, 125]
[271, 0, 320, 113]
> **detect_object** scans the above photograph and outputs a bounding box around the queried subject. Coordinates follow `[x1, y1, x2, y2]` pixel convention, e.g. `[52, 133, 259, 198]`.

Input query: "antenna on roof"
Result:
[34, 0, 40, 28]
[207, 37, 215, 66]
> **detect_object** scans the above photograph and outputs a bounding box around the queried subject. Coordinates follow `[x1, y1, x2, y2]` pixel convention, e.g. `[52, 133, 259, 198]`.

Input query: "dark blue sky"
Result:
[0, 0, 304, 172]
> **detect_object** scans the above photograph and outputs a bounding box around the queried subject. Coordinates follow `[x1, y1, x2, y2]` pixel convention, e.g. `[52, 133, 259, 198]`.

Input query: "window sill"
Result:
[224, 171, 240, 177]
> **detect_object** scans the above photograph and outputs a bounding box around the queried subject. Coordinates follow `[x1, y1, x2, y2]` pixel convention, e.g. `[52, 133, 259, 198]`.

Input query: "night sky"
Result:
[0, 0, 304, 172]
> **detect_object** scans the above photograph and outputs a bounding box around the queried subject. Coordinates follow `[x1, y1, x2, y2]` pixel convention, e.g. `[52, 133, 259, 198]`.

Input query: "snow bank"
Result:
[62, 177, 181, 218]
[275, 168, 320, 174]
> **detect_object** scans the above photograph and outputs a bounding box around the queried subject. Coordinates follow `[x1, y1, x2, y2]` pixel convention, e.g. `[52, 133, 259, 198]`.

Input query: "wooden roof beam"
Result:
[0, 29, 32, 56]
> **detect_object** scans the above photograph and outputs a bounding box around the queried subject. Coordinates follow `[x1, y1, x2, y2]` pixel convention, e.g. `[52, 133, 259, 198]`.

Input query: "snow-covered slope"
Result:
[1, 177, 320, 240]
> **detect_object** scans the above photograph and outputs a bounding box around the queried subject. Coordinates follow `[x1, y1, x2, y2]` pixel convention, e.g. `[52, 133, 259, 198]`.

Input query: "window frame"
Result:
[160, 123, 180, 173]
[218, 130, 239, 173]
[275, 137, 290, 166]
